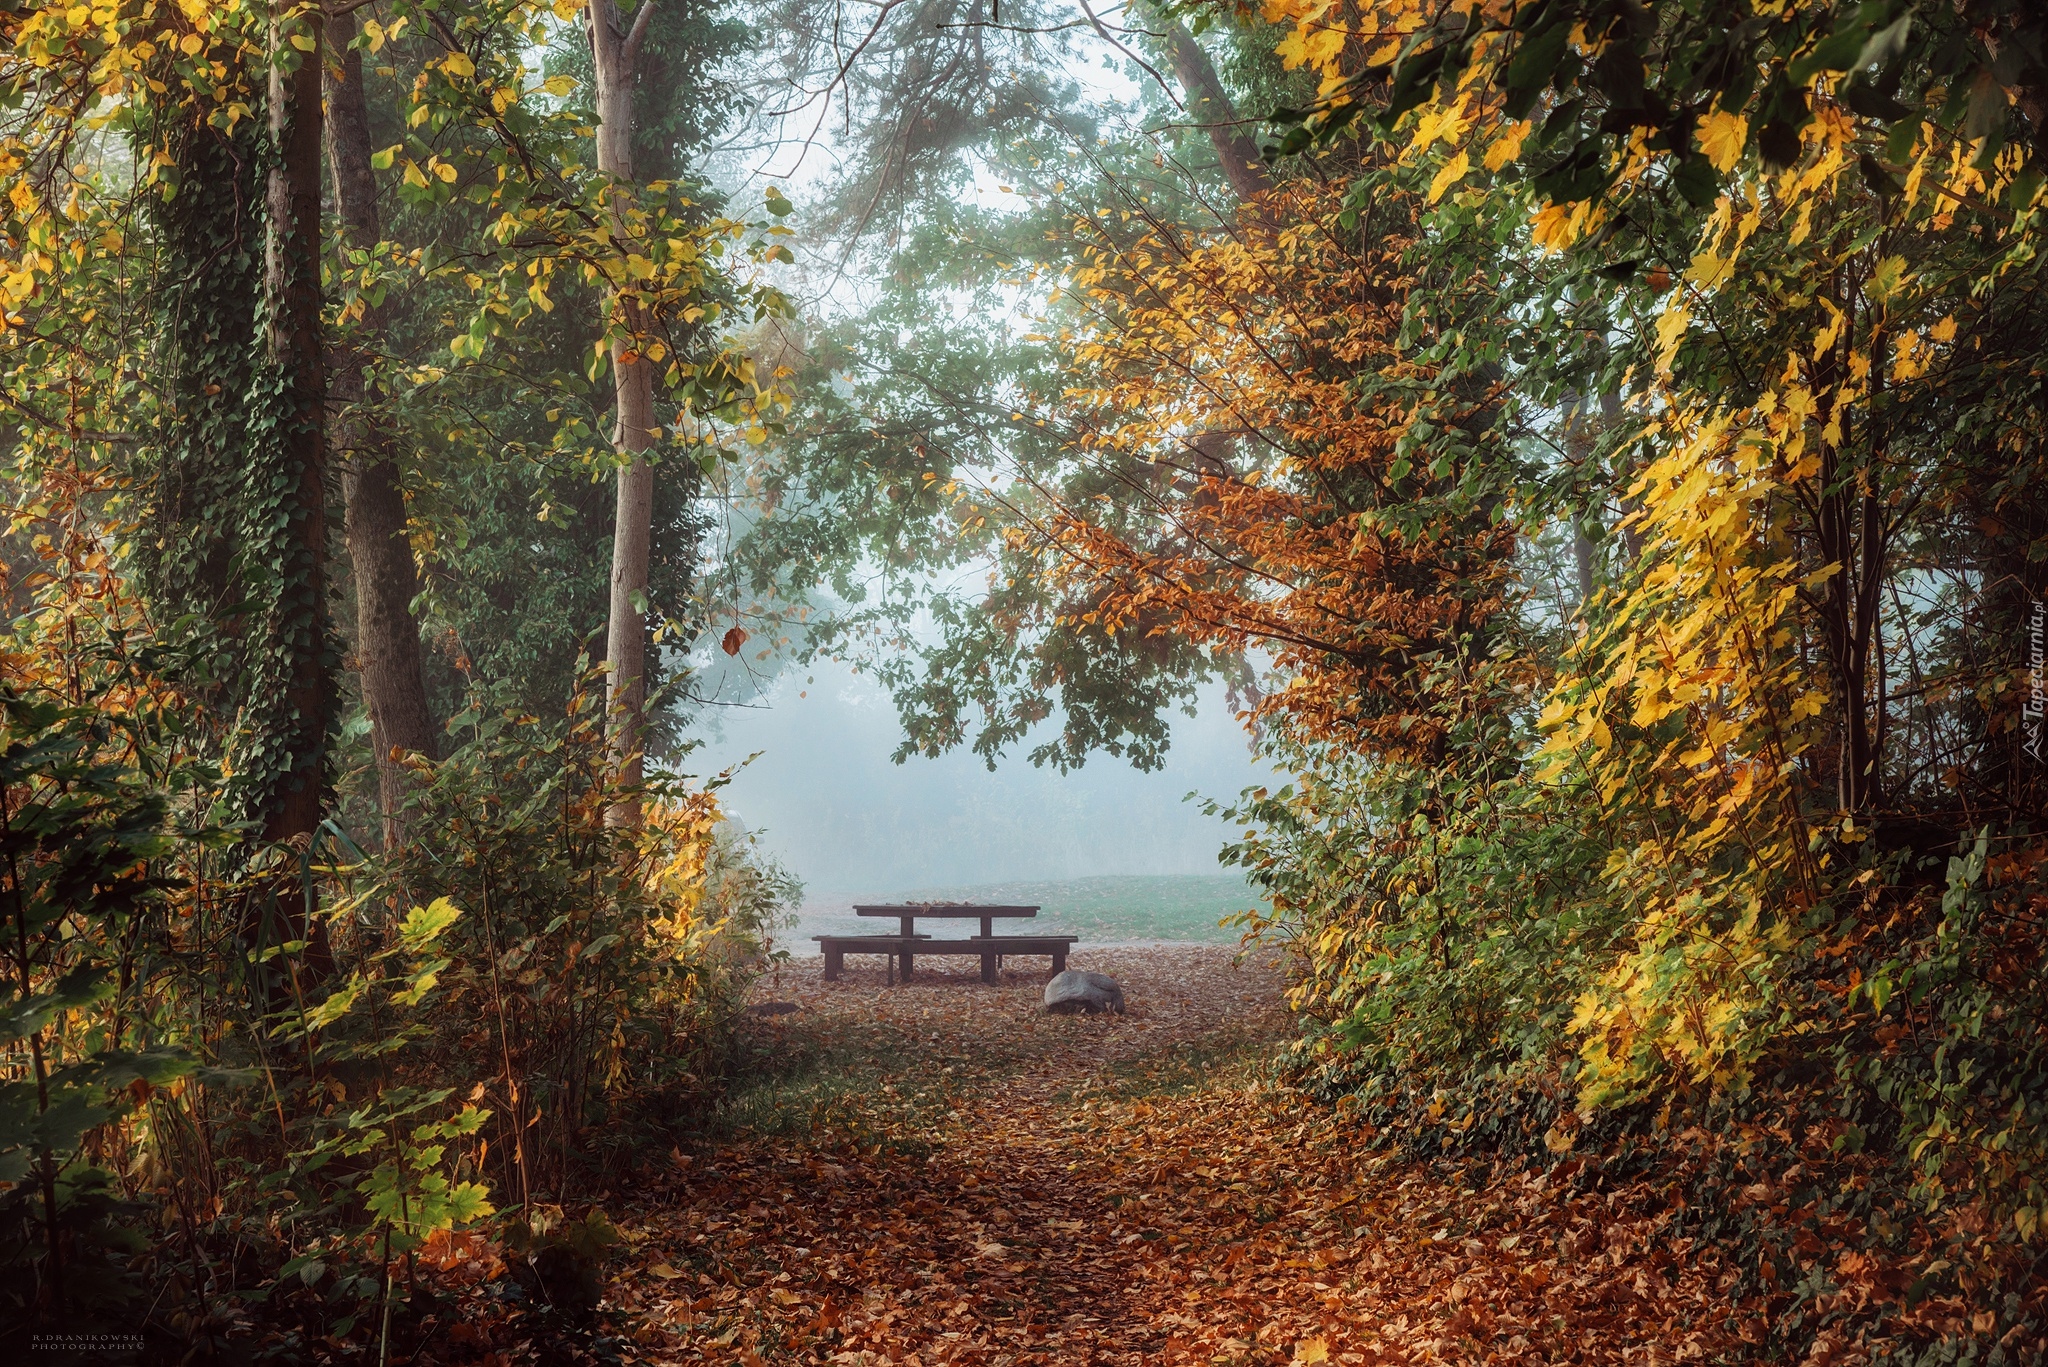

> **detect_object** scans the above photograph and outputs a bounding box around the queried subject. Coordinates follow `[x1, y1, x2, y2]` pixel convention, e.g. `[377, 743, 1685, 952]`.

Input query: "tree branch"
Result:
[622, 0, 657, 79]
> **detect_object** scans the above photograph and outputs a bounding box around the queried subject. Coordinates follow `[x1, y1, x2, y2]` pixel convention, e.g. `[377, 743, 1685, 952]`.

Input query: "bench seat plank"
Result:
[813, 933, 1077, 984]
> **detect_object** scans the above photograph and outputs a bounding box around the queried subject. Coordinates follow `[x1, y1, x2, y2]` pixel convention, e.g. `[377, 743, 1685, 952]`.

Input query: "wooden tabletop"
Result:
[853, 904, 1041, 938]
[853, 905, 1039, 918]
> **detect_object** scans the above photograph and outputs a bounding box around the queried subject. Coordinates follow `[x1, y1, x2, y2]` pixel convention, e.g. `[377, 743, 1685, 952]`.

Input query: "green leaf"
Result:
[1503, 21, 1570, 104]
[1858, 152, 1903, 199]
[398, 897, 464, 953]
[1670, 154, 1720, 209]
[1790, 26, 1872, 83]
[303, 975, 365, 1030]
[1855, 14, 1912, 72]
[1963, 68, 2006, 142]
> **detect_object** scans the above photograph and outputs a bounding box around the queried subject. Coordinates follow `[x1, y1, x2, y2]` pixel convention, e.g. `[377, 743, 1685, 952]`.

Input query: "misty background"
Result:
[683, 657, 1277, 943]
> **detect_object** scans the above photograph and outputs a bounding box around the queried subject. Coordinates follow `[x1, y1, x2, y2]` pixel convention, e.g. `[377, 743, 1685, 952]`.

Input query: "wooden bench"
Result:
[813, 934, 1078, 984]
[815, 904, 1075, 984]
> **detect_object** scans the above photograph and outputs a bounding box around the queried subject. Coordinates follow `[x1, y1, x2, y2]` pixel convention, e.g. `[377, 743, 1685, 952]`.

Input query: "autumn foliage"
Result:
[8, 0, 2048, 1360]
[1036, 179, 1517, 762]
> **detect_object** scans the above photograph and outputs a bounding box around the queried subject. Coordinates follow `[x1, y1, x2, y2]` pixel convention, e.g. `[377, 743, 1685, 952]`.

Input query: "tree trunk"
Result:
[1144, 7, 1270, 204]
[262, 4, 327, 848]
[324, 9, 437, 848]
[592, 0, 657, 828]
[1809, 332, 1886, 816]
[239, 0, 332, 974]
[1571, 524, 1595, 607]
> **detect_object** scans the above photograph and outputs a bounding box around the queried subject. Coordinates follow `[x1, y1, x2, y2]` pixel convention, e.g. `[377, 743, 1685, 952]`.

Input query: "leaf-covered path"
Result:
[602, 947, 1761, 1366]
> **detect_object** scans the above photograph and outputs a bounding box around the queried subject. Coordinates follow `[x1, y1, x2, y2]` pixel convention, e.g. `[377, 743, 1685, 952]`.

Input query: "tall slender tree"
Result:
[590, 0, 659, 828]
[239, 0, 332, 943]
[324, 7, 437, 847]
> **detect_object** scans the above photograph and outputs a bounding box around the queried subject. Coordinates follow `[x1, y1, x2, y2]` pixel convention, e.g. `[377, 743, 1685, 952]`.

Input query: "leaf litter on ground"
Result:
[589, 946, 1799, 1365]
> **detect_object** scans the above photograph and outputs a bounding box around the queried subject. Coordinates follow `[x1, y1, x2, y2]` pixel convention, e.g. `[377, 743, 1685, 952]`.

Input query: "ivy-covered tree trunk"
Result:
[146, 7, 332, 971]
[146, 86, 263, 667]
[236, 3, 333, 938]
[324, 8, 437, 848]
[591, 0, 658, 829]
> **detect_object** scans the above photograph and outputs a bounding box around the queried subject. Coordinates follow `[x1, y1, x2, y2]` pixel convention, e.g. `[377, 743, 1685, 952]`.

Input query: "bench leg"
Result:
[981, 950, 996, 985]
[1052, 946, 1067, 975]
[824, 945, 843, 982]
[899, 944, 914, 981]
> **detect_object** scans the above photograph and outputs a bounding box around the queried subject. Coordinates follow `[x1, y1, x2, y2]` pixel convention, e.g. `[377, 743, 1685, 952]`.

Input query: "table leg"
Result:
[899, 943, 914, 981]
[1052, 946, 1067, 975]
[981, 950, 996, 985]
[825, 945, 843, 982]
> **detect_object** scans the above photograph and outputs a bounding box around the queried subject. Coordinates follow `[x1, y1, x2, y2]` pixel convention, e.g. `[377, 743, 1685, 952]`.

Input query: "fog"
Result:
[683, 657, 1279, 898]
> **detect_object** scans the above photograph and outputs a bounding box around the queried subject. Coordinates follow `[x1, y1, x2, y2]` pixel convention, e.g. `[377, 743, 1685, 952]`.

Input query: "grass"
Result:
[1073, 1016, 1291, 1105]
[708, 1011, 962, 1150]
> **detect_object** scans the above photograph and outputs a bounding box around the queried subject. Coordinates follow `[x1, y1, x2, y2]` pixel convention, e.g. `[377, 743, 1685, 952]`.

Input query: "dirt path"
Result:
[601, 947, 1755, 1366]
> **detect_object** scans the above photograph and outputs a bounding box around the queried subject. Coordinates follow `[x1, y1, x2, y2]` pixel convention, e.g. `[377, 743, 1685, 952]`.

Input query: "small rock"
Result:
[743, 1001, 801, 1017]
[1043, 970, 1125, 1015]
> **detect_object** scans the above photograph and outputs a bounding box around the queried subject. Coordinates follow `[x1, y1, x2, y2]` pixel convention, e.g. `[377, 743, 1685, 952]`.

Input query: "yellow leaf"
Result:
[433, 161, 458, 183]
[1428, 149, 1471, 204]
[1484, 121, 1531, 171]
[1293, 1336, 1331, 1365]
[443, 52, 475, 79]
[1654, 302, 1691, 376]
[648, 1262, 682, 1280]
[178, 31, 204, 56]
[1530, 201, 1576, 250]
[1811, 297, 1845, 358]
[1696, 111, 1748, 173]
[1868, 253, 1911, 303]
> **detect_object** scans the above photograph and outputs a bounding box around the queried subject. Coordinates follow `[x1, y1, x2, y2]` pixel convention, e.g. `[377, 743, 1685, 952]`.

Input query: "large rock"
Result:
[1044, 970, 1125, 1015]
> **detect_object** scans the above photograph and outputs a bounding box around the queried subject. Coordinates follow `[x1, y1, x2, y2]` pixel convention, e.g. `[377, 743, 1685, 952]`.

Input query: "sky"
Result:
[682, 656, 1278, 897]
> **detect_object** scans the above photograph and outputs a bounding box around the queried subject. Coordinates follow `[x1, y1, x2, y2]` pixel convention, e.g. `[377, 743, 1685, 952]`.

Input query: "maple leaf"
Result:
[1696, 111, 1749, 172]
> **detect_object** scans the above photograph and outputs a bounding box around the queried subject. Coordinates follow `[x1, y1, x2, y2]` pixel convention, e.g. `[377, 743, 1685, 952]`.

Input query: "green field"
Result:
[786, 874, 1263, 948]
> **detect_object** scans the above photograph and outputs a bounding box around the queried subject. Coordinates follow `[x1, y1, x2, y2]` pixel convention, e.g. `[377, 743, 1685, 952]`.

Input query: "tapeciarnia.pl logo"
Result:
[2028, 599, 2046, 762]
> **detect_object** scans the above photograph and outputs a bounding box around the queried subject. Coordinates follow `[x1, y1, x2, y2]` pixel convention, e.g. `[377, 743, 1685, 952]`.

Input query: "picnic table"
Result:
[814, 904, 1078, 984]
